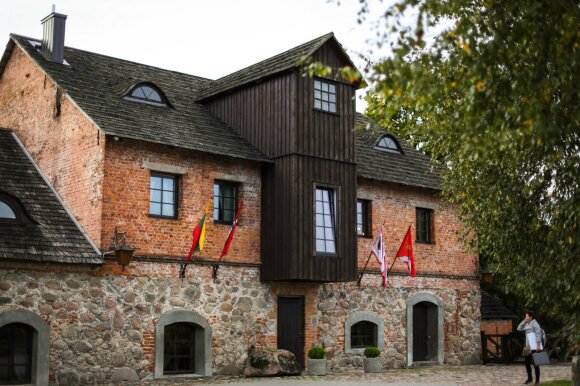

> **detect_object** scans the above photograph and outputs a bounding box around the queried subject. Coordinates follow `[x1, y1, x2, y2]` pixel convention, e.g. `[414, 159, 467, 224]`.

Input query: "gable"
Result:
[2, 35, 270, 164]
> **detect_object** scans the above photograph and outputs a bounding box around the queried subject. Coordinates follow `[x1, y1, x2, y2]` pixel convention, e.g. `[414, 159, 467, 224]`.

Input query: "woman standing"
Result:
[517, 311, 543, 385]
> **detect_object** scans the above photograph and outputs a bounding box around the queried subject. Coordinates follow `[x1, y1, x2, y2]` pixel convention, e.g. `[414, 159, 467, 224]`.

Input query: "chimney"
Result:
[41, 9, 67, 63]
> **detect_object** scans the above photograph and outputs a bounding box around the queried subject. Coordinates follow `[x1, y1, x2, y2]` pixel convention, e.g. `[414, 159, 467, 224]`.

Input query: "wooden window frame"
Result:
[163, 323, 196, 375]
[356, 199, 372, 238]
[213, 180, 238, 225]
[0, 323, 34, 384]
[313, 79, 338, 114]
[149, 173, 178, 219]
[416, 207, 434, 244]
[350, 321, 378, 349]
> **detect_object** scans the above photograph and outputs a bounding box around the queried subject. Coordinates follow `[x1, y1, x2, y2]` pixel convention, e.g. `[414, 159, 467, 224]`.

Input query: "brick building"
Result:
[0, 11, 480, 385]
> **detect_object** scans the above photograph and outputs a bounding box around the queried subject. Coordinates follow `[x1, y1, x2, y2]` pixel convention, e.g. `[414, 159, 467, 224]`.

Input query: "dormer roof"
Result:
[355, 114, 443, 190]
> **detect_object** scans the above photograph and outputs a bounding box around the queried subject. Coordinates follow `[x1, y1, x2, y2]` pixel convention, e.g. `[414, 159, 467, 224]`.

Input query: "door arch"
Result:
[406, 293, 444, 366]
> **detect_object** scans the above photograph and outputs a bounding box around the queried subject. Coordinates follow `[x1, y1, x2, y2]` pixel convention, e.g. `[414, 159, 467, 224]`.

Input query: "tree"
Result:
[364, 0, 579, 346]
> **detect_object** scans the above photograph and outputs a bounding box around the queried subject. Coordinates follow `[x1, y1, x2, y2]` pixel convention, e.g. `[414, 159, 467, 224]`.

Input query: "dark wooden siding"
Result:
[261, 155, 357, 282]
[205, 72, 297, 158]
[206, 40, 359, 282]
[296, 74, 356, 162]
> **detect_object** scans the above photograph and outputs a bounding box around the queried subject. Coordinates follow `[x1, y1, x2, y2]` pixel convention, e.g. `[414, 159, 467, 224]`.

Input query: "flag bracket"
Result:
[179, 261, 187, 279]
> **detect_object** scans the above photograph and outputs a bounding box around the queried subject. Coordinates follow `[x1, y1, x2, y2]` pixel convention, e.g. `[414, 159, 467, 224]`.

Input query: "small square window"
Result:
[313, 79, 337, 113]
[356, 200, 372, 237]
[150, 174, 177, 218]
[416, 207, 434, 244]
[214, 181, 237, 224]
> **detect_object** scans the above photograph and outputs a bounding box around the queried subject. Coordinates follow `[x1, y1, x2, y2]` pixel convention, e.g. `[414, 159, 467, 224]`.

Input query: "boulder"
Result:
[110, 367, 139, 382]
[243, 348, 301, 377]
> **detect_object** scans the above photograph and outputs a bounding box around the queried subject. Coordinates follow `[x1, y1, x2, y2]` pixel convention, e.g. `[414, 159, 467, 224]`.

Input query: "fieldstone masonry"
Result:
[0, 265, 480, 385]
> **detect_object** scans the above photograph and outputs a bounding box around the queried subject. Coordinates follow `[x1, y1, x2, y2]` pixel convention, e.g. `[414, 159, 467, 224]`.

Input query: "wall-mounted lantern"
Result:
[105, 226, 137, 270]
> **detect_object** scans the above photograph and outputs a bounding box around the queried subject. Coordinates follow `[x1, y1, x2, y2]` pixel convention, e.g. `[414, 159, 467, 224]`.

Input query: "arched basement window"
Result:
[125, 83, 167, 105]
[0, 323, 34, 384]
[0, 201, 16, 220]
[344, 310, 384, 353]
[376, 135, 402, 153]
[163, 323, 196, 375]
[155, 310, 212, 378]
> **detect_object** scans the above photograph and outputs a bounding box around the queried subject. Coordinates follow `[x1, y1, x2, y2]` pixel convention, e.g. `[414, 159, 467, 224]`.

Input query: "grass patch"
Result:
[541, 380, 571, 386]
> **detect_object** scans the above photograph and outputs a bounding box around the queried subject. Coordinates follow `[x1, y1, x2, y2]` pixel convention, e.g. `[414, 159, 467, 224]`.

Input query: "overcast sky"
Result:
[2, 0, 396, 112]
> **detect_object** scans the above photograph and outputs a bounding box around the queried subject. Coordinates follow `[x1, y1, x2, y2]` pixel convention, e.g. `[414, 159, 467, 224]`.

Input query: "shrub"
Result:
[308, 346, 326, 359]
[364, 346, 381, 358]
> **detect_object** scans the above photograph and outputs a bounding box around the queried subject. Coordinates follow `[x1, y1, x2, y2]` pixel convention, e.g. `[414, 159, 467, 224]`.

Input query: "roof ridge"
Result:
[195, 32, 335, 100]
[10, 34, 214, 82]
[213, 32, 334, 83]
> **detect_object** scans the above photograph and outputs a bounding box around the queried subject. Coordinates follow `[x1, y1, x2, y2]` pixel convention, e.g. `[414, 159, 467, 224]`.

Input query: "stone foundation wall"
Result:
[317, 275, 481, 371]
[0, 265, 480, 385]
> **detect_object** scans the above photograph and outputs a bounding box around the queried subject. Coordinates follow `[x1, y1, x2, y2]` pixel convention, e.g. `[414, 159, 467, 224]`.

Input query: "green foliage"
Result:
[307, 346, 326, 359]
[363, 346, 381, 358]
[364, 0, 579, 347]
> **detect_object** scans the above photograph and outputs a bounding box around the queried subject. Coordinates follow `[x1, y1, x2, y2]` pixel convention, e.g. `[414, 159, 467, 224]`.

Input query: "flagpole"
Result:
[213, 201, 243, 282]
[357, 251, 373, 287]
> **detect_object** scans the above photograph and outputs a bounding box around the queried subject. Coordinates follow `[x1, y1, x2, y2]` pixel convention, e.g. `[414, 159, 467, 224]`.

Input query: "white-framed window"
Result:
[315, 187, 336, 254]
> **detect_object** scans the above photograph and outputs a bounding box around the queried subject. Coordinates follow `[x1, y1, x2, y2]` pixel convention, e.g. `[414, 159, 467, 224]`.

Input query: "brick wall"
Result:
[357, 179, 478, 278]
[101, 138, 262, 264]
[0, 44, 105, 245]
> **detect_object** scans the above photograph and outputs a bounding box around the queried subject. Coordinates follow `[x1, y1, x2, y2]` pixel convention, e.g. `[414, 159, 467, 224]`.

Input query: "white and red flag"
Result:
[395, 226, 416, 277]
[220, 202, 243, 258]
[370, 226, 387, 287]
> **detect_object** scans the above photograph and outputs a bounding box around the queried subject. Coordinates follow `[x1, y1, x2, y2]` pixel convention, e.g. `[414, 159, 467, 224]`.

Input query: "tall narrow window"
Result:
[213, 181, 237, 224]
[150, 174, 177, 218]
[315, 187, 336, 254]
[163, 323, 196, 375]
[416, 207, 434, 244]
[0, 323, 34, 384]
[313, 80, 337, 113]
[356, 199, 371, 237]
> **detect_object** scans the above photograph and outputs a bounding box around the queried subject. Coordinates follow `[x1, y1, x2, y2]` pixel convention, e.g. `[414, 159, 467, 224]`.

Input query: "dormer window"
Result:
[314, 80, 337, 113]
[125, 83, 167, 105]
[0, 201, 16, 220]
[0, 192, 32, 223]
[376, 135, 402, 154]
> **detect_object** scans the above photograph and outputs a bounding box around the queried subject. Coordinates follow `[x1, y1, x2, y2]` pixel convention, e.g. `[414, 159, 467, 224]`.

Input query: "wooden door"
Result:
[413, 301, 438, 362]
[277, 297, 305, 367]
[413, 302, 429, 361]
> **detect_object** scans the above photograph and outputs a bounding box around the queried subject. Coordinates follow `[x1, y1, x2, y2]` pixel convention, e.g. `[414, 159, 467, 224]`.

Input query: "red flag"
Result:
[370, 226, 387, 287]
[395, 226, 416, 277]
[220, 202, 243, 259]
[185, 201, 210, 264]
